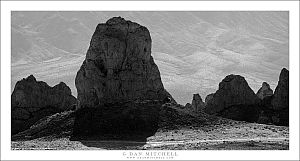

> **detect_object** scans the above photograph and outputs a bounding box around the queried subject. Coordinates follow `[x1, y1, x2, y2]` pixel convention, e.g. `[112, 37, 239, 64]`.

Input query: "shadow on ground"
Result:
[70, 102, 161, 149]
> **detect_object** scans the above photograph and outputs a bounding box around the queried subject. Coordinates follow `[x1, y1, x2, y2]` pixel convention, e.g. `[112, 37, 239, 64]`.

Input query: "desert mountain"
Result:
[11, 11, 289, 104]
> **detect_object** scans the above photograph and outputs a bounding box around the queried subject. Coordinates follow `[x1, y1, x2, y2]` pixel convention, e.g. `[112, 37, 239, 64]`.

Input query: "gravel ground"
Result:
[12, 120, 289, 150]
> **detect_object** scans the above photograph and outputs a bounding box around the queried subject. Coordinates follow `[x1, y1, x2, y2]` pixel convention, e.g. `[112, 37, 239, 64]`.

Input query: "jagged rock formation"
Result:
[256, 82, 273, 100]
[265, 68, 289, 126]
[75, 17, 172, 109]
[11, 75, 76, 135]
[185, 103, 192, 109]
[191, 94, 205, 112]
[72, 17, 173, 139]
[205, 74, 260, 115]
[271, 68, 289, 110]
[205, 70, 289, 126]
[205, 93, 214, 105]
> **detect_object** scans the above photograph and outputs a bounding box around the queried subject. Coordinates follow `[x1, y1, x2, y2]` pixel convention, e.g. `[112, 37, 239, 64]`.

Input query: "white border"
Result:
[1, 1, 299, 160]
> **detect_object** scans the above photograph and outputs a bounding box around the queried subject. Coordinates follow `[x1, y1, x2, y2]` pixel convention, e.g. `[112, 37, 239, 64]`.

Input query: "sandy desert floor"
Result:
[12, 120, 289, 150]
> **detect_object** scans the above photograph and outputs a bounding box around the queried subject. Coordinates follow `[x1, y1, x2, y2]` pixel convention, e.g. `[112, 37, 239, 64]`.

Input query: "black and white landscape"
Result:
[11, 11, 289, 150]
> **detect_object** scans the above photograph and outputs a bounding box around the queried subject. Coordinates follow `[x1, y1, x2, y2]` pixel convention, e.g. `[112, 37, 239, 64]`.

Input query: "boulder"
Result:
[75, 17, 172, 109]
[191, 94, 205, 112]
[11, 75, 76, 135]
[256, 82, 273, 100]
[271, 68, 289, 110]
[205, 74, 260, 114]
[72, 17, 173, 139]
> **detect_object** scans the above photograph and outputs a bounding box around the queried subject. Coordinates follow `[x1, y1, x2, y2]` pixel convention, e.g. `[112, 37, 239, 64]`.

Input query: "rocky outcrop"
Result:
[11, 75, 76, 135]
[191, 94, 205, 112]
[271, 68, 289, 110]
[264, 68, 289, 126]
[205, 93, 214, 105]
[205, 74, 260, 115]
[75, 17, 172, 109]
[158, 103, 212, 130]
[12, 111, 75, 141]
[185, 103, 192, 109]
[72, 17, 173, 139]
[206, 70, 289, 126]
[256, 82, 273, 100]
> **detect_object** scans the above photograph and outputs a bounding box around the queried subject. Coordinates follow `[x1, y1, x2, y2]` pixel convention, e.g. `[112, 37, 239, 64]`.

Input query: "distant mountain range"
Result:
[11, 11, 289, 104]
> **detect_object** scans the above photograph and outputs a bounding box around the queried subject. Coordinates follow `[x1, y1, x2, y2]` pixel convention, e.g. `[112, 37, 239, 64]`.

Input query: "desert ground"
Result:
[11, 110, 289, 150]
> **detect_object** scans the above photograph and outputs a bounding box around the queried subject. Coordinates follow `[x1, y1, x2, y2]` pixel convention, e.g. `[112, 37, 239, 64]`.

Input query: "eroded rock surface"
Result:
[75, 17, 172, 108]
[256, 82, 273, 100]
[11, 75, 76, 135]
[191, 94, 205, 112]
[72, 17, 173, 139]
[205, 93, 214, 105]
[205, 74, 260, 115]
[271, 68, 289, 110]
[185, 103, 192, 109]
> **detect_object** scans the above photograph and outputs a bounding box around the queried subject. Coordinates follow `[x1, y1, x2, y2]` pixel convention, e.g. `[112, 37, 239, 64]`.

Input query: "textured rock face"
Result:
[75, 17, 171, 108]
[271, 68, 289, 110]
[185, 103, 192, 109]
[256, 82, 273, 100]
[204, 70, 288, 126]
[205, 74, 260, 114]
[191, 94, 205, 112]
[72, 17, 173, 139]
[11, 75, 76, 135]
[205, 93, 214, 105]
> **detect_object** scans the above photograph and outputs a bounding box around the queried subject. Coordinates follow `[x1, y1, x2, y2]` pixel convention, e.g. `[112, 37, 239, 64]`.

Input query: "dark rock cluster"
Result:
[11, 75, 76, 134]
[200, 68, 289, 126]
